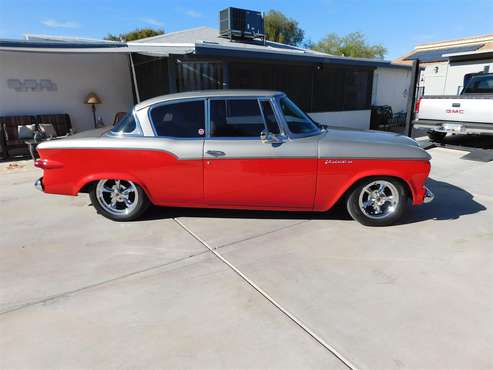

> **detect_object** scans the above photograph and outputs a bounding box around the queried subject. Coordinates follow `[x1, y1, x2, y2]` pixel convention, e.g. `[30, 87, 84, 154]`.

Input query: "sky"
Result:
[1, 0, 492, 60]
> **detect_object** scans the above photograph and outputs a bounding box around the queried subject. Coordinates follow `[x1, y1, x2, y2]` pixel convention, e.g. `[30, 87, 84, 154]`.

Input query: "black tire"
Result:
[428, 131, 447, 142]
[89, 179, 150, 221]
[346, 177, 410, 227]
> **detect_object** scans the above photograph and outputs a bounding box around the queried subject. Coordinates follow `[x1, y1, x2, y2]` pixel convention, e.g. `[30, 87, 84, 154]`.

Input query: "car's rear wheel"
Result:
[346, 177, 409, 226]
[428, 131, 447, 142]
[89, 179, 149, 221]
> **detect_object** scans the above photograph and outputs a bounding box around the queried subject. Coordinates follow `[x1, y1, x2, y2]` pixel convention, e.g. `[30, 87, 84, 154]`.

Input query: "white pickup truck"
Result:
[413, 73, 493, 141]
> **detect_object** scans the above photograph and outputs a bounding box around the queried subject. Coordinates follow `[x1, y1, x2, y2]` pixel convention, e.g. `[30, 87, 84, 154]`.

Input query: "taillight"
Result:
[34, 159, 64, 169]
[415, 97, 422, 113]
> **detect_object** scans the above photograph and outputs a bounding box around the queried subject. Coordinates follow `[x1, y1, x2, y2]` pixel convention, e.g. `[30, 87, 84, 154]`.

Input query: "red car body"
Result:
[35, 90, 433, 225]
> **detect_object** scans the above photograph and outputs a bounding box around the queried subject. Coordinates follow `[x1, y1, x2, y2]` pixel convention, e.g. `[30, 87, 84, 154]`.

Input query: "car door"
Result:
[146, 98, 205, 205]
[204, 97, 318, 209]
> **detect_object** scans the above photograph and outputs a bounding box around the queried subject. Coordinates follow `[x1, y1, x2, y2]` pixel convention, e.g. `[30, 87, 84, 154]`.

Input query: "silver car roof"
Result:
[135, 90, 284, 110]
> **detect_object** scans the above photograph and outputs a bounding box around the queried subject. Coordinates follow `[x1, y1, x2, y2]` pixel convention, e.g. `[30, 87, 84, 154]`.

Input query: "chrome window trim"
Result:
[147, 97, 207, 140]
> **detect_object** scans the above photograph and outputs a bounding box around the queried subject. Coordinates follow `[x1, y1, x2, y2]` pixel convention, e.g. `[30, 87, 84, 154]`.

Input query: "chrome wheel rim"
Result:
[96, 179, 139, 216]
[358, 180, 399, 220]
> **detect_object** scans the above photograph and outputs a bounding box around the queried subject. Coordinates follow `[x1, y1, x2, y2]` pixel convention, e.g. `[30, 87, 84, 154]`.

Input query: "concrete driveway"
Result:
[1, 147, 492, 370]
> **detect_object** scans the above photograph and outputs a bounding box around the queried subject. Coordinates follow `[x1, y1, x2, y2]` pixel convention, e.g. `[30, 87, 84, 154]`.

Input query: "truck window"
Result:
[462, 74, 493, 94]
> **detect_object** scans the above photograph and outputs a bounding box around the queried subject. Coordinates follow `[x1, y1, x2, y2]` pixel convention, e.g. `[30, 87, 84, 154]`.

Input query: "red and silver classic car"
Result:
[35, 90, 433, 226]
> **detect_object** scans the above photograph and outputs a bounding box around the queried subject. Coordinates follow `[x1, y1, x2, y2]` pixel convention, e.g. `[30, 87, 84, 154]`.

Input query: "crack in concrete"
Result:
[0, 219, 308, 316]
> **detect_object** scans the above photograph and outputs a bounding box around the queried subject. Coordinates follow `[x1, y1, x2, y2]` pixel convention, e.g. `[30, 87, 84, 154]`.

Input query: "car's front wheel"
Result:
[346, 177, 409, 226]
[89, 179, 150, 221]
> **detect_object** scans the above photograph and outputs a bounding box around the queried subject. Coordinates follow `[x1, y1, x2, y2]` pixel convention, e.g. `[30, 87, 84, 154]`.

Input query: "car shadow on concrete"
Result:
[140, 178, 486, 224]
[402, 178, 486, 224]
[438, 134, 493, 150]
[142, 200, 353, 222]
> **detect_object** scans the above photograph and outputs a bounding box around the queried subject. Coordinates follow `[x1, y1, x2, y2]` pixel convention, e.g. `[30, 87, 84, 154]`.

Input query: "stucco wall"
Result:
[419, 62, 449, 95]
[0, 52, 134, 132]
[308, 110, 371, 130]
[371, 67, 411, 113]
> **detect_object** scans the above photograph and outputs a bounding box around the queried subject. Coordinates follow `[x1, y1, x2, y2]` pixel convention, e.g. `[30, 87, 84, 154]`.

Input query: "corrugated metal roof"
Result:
[404, 44, 484, 62]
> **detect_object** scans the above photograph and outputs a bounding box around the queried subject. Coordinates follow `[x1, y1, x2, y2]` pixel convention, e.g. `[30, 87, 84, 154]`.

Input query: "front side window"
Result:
[150, 100, 205, 138]
[279, 97, 320, 135]
[260, 100, 280, 134]
[210, 99, 265, 137]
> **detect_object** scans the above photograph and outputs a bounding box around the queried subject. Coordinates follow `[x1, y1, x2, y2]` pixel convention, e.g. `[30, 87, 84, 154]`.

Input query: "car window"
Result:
[260, 100, 280, 134]
[279, 97, 320, 135]
[150, 100, 205, 138]
[111, 112, 140, 134]
[463, 75, 493, 94]
[210, 99, 265, 137]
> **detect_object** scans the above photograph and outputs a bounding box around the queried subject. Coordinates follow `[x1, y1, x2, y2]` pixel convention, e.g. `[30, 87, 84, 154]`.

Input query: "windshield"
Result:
[278, 96, 320, 136]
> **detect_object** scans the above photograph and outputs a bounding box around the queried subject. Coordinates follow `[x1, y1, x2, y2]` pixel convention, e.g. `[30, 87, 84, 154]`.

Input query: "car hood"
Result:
[318, 127, 431, 160]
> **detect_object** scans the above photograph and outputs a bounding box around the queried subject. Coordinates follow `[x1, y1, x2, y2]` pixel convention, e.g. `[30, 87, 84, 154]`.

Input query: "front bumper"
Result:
[34, 177, 44, 192]
[423, 186, 434, 203]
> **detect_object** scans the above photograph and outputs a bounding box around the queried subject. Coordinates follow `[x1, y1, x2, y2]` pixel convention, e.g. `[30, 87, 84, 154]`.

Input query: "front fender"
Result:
[314, 159, 430, 211]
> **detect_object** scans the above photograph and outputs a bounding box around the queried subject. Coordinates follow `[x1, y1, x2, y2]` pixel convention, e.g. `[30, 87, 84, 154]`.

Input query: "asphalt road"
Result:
[1, 147, 492, 370]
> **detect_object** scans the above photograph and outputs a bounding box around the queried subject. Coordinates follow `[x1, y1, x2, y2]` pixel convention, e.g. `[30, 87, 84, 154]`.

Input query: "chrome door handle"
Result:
[206, 150, 226, 157]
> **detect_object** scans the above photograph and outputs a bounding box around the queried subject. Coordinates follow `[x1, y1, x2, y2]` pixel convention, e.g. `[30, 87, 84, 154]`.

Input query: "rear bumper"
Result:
[423, 186, 434, 204]
[34, 177, 44, 192]
[413, 120, 493, 135]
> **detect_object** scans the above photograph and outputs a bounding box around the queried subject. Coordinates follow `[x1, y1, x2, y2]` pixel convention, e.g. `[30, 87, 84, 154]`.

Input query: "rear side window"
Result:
[150, 100, 205, 138]
[210, 99, 265, 137]
[111, 113, 140, 134]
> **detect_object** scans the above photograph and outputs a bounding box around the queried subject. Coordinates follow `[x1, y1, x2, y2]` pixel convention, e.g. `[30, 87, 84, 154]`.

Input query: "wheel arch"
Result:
[341, 175, 413, 202]
[319, 172, 416, 211]
[74, 174, 155, 204]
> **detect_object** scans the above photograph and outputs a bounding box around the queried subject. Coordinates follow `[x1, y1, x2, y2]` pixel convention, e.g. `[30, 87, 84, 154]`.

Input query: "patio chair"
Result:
[36, 114, 72, 137]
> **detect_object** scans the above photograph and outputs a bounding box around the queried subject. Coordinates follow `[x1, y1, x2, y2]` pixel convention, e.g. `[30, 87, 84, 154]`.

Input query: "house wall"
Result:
[419, 62, 449, 95]
[371, 67, 411, 113]
[0, 52, 134, 132]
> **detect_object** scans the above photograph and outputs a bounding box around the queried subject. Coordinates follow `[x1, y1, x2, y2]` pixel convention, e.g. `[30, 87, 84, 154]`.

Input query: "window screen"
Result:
[210, 99, 265, 137]
[150, 100, 205, 138]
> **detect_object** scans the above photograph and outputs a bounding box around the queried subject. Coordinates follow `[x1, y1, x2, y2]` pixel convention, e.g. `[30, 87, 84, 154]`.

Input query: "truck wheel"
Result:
[428, 131, 447, 142]
[346, 177, 409, 226]
[89, 179, 150, 221]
